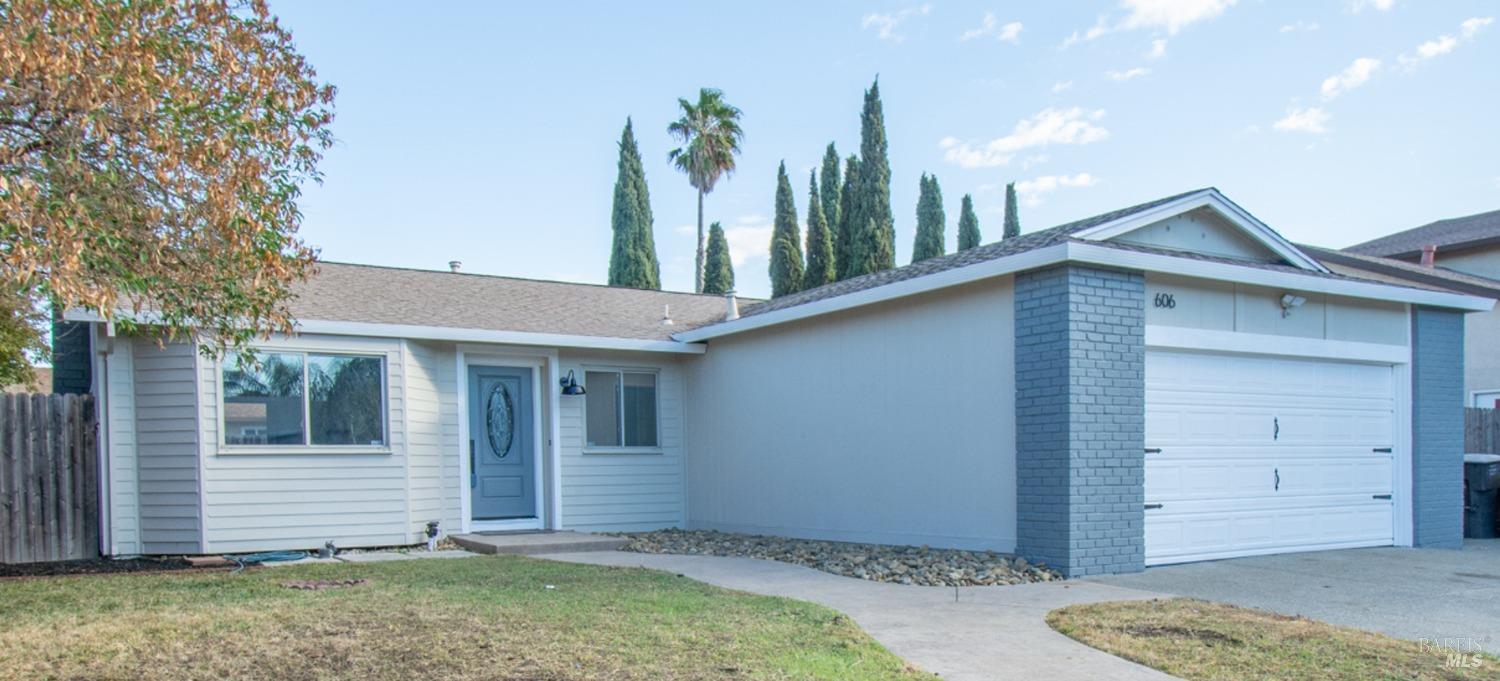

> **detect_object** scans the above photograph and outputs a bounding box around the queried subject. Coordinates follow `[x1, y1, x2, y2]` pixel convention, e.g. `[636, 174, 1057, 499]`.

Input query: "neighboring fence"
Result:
[1465, 407, 1500, 454]
[0, 393, 99, 564]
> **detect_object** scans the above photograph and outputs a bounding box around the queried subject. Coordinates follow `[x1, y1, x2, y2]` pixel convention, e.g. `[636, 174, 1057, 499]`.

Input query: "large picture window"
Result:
[584, 370, 658, 449]
[223, 351, 387, 448]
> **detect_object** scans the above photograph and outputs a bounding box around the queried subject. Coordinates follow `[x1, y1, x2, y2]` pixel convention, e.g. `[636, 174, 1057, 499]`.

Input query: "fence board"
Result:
[0, 393, 99, 564]
[1464, 407, 1500, 454]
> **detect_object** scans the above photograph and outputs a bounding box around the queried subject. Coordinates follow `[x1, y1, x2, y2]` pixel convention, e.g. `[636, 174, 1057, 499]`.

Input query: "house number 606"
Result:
[1154, 293, 1176, 309]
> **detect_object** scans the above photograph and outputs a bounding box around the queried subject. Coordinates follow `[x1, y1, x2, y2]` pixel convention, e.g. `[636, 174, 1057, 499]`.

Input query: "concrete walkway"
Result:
[541, 551, 1175, 681]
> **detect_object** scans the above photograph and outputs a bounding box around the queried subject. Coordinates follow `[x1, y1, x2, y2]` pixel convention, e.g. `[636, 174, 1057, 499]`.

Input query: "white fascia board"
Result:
[1146, 325, 1410, 364]
[61, 309, 704, 354]
[1070, 189, 1331, 274]
[1067, 242, 1495, 311]
[672, 243, 1072, 342]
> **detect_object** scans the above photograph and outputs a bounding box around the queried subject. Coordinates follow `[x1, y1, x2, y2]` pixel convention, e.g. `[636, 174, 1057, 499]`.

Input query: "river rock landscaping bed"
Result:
[616, 529, 1062, 587]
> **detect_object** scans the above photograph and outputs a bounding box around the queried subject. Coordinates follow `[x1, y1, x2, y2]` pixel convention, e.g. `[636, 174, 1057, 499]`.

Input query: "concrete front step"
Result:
[451, 531, 629, 556]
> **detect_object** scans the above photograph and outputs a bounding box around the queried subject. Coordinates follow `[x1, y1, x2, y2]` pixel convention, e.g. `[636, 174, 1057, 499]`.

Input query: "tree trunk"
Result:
[694, 189, 705, 293]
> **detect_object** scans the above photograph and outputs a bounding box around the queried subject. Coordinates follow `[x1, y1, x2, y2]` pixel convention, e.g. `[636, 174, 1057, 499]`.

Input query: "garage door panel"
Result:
[1145, 349, 1396, 565]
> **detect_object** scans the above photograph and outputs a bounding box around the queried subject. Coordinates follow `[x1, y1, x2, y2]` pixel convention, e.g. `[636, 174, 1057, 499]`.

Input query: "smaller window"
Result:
[585, 370, 658, 449]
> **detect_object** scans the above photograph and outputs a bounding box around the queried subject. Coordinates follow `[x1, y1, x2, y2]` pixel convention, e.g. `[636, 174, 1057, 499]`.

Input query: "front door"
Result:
[469, 365, 537, 521]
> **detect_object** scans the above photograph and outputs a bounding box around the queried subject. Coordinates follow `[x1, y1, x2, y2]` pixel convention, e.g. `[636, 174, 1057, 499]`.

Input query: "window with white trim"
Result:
[584, 370, 658, 449]
[222, 352, 387, 447]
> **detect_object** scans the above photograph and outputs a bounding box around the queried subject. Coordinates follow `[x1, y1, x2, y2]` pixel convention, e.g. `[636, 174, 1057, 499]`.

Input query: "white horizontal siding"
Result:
[557, 351, 685, 532]
[132, 339, 203, 554]
[405, 341, 462, 537]
[198, 335, 411, 553]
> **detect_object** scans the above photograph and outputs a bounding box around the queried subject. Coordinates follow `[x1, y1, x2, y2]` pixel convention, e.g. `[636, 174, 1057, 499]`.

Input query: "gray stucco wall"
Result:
[1015, 265, 1146, 577]
[1411, 306, 1464, 548]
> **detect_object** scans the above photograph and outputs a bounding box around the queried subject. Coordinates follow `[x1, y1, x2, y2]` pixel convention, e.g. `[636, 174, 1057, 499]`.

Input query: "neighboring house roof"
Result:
[1301, 245, 1500, 300]
[1344, 208, 1500, 259]
[288, 262, 741, 344]
[3, 367, 51, 394]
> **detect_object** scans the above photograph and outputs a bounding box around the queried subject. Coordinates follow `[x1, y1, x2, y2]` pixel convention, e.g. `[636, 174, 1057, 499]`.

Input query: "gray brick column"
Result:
[1411, 306, 1464, 548]
[1014, 265, 1146, 577]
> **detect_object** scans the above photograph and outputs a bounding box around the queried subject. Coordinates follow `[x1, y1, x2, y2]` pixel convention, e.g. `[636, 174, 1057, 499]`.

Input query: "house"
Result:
[56, 188, 1493, 577]
[1344, 209, 1500, 407]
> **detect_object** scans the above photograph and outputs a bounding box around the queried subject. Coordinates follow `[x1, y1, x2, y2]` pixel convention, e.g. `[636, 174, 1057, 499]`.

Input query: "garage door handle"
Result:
[1372, 447, 1392, 453]
[1145, 503, 1164, 510]
[1373, 494, 1392, 500]
[1144, 448, 1162, 454]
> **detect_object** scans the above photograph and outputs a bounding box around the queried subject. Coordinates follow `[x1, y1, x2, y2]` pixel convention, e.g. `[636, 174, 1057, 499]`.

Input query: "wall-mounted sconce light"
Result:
[560, 369, 586, 396]
[1280, 293, 1307, 318]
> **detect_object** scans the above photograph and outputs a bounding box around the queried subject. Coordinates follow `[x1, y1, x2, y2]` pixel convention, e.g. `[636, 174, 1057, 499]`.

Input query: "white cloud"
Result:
[1273, 106, 1330, 134]
[1320, 57, 1380, 100]
[1398, 17, 1492, 68]
[1106, 67, 1151, 81]
[939, 108, 1110, 169]
[1051, 80, 1074, 94]
[1348, 0, 1394, 13]
[1146, 38, 1167, 59]
[716, 215, 774, 268]
[1063, 0, 1235, 46]
[1463, 16, 1495, 38]
[960, 12, 1023, 42]
[1279, 20, 1319, 33]
[862, 4, 931, 43]
[1014, 173, 1100, 206]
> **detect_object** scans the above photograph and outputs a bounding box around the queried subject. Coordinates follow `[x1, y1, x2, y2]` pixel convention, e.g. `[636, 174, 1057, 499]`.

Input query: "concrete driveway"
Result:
[1090, 540, 1500, 655]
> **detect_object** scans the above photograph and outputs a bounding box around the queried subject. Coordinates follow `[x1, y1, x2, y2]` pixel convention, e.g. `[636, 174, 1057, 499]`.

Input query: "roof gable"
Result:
[1069, 188, 1329, 273]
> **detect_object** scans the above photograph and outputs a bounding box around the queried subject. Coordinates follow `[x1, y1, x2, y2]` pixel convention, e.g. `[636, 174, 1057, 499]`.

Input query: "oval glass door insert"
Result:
[485, 382, 515, 459]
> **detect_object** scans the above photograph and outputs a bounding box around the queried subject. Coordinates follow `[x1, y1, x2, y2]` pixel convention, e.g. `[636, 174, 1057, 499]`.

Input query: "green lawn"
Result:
[0, 555, 926, 680]
[1048, 599, 1500, 681]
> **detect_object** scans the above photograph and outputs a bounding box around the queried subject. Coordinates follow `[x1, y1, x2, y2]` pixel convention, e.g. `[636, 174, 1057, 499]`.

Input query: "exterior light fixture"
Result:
[1280, 293, 1307, 318]
[560, 369, 586, 396]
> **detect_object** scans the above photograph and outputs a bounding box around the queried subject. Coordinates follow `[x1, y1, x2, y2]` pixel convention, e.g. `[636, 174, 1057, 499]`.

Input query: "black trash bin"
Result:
[1465, 453, 1500, 539]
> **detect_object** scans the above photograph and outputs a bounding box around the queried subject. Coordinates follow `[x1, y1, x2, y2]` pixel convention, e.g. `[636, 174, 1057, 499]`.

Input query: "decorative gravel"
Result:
[616, 529, 1062, 587]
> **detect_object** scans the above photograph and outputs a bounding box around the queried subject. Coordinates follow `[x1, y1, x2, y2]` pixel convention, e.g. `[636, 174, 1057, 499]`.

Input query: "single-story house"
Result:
[1342, 209, 1500, 407]
[55, 188, 1495, 577]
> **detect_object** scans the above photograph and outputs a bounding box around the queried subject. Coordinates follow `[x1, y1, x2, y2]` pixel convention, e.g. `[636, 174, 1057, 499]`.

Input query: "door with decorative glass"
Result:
[468, 365, 536, 520]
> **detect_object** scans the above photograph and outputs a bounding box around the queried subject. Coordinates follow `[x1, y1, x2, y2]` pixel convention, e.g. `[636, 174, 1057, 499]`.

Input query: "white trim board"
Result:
[1070, 188, 1330, 273]
[678, 241, 1492, 342]
[59, 312, 705, 355]
[1144, 326, 1410, 364]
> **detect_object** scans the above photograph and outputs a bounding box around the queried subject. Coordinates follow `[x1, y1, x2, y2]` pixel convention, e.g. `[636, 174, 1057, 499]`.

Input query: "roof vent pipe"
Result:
[448, 260, 462, 273]
[725, 291, 739, 321]
[661, 304, 674, 326]
[1420, 245, 1437, 268]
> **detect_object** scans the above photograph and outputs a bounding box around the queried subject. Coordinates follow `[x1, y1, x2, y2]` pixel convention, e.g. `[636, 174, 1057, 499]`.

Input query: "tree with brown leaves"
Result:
[1, 0, 336, 375]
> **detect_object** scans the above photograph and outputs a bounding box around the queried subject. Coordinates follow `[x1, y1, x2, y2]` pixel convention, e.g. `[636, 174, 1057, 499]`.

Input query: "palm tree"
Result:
[668, 88, 744, 293]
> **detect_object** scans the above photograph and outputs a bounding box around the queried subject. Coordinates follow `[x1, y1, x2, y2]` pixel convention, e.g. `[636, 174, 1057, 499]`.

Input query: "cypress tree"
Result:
[957, 194, 981, 251]
[608, 118, 660, 289]
[847, 79, 895, 278]
[804, 170, 835, 290]
[819, 143, 841, 256]
[912, 173, 945, 263]
[835, 155, 861, 280]
[702, 221, 734, 295]
[768, 161, 804, 298]
[1003, 181, 1021, 239]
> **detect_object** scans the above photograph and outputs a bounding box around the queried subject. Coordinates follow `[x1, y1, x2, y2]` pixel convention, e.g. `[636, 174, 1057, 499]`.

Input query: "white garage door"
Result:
[1145, 349, 1396, 565]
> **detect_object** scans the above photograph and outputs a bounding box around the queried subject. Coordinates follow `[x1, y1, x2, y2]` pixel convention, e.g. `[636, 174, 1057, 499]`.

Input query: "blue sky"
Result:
[271, 1, 1499, 299]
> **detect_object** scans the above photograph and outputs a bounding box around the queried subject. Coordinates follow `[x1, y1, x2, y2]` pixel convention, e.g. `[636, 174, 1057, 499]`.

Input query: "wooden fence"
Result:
[0, 393, 99, 564]
[1465, 407, 1500, 455]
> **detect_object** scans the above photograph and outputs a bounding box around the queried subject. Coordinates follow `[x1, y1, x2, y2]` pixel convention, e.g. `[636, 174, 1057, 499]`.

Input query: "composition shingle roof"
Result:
[1344, 208, 1500, 258]
[289, 262, 743, 342]
[734, 188, 1209, 320]
[1301, 244, 1500, 299]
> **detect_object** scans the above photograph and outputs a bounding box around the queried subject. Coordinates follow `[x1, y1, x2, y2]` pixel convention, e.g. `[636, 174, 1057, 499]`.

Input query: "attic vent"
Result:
[448, 261, 462, 273]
